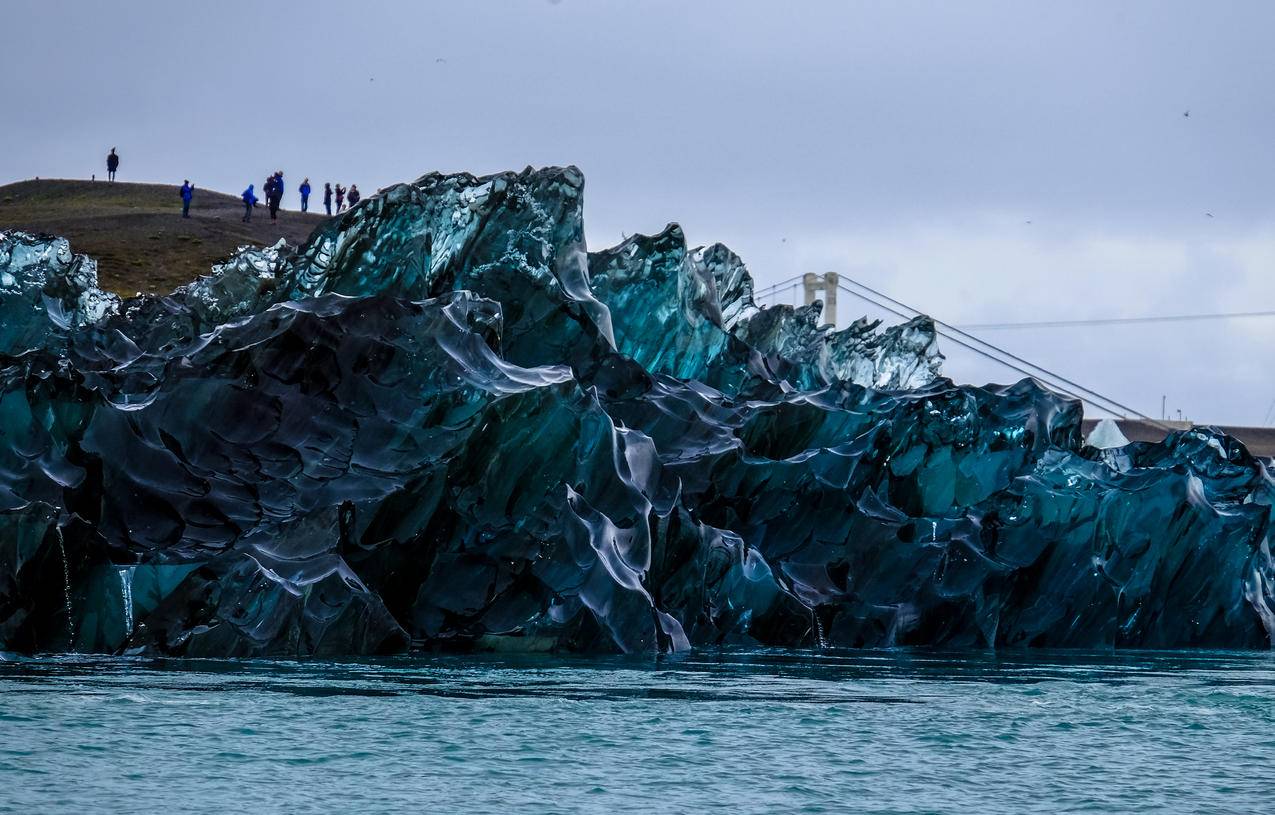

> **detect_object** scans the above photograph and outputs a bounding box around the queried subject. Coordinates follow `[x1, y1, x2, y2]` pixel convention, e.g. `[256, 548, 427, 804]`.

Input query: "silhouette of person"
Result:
[323, 182, 333, 216]
[106, 148, 119, 181]
[268, 171, 284, 221]
[335, 184, 346, 212]
[347, 184, 361, 207]
[180, 180, 194, 218]
[299, 178, 312, 213]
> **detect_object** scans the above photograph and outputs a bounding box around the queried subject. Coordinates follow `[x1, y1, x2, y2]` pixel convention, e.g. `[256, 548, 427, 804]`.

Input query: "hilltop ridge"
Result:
[0, 179, 327, 294]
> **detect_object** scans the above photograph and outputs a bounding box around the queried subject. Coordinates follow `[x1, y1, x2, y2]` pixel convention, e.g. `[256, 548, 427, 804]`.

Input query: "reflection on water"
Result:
[2, 649, 1273, 813]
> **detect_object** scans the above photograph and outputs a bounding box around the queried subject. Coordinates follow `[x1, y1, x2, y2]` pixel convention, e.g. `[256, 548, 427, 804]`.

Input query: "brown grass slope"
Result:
[0, 179, 327, 294]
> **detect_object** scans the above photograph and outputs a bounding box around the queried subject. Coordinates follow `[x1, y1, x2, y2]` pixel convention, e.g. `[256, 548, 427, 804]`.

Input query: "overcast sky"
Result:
[3, 0, 1273, 424]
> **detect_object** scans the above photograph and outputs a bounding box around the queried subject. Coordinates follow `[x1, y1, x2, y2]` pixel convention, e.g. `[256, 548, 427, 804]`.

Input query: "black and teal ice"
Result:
[1, 167, 1272, 656]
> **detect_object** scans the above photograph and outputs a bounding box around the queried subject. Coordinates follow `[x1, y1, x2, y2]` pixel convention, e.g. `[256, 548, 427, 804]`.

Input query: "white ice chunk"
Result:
[1087, 418, 1130, 449]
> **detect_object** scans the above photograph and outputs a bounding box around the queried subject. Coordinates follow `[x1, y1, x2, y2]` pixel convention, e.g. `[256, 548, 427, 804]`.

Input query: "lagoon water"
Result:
[1, 650, 1272, 813]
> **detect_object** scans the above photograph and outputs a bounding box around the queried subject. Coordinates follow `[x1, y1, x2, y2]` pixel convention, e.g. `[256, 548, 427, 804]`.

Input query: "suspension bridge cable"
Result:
[838, 278, 1166, 427]
[962, 309, 1275, 330]
[839, 278, 1169, 428]
[752, 276, 1153, 423]
[832, 284, 1125, 416]
[752, 274, 805, 297]
[835, 279, 1170, 429]
[753, 278, 802, 295]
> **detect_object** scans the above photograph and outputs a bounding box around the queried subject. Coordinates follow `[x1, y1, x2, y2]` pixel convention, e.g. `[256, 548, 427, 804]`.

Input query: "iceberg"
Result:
[1086, 418, 1131, 449]
[0, 166, 1271, 656]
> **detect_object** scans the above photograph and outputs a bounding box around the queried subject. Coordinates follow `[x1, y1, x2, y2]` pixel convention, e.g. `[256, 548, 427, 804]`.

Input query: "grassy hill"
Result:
[0, 179, 327, 294]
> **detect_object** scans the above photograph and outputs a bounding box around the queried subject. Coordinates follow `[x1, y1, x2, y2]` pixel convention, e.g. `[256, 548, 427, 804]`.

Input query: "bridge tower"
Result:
[801, 272, 839, 328]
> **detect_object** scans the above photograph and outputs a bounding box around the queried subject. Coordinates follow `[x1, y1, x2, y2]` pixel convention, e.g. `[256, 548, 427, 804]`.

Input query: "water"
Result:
[1, 650, 1272, 814]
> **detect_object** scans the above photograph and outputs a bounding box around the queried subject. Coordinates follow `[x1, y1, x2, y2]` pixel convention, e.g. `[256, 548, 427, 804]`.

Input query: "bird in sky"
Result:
[1205, 212, 1214, 218]
[1183, 110, 1190, 118]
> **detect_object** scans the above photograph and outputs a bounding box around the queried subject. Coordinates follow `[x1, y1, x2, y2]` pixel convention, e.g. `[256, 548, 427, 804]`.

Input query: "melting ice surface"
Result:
[1, 167, 1273, 657]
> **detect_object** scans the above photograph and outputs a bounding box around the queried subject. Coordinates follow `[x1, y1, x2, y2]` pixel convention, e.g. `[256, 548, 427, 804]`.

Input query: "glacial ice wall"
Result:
[0, 166, 1272, 657]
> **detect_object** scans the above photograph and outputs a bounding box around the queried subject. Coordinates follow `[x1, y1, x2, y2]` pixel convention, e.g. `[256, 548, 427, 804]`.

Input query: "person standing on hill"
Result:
[180, 180, 194, 218]
[347, 184, 361, 208]
[299, 178, 312, 213]
[241, 184, 258, 222]
[323, 182, 333, 215]
[267, 171, 284, 221]
[106, 148, 119, 181]
[335, 184, 346, 212]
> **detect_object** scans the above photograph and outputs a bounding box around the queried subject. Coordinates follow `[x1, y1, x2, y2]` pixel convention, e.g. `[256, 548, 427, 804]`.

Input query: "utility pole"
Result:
[801, 272, 839, 328]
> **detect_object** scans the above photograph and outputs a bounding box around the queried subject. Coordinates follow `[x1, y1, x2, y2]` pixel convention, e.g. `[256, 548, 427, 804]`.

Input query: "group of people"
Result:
[321, 182, 360, 215]
[238, 174, 361, 222]
[240, 175, 360, 222]
[103, 148, 364, 223]
[240, 175, 281, 223]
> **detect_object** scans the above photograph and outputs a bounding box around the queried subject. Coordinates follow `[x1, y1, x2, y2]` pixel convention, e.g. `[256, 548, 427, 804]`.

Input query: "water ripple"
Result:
[1, 649, 1272, 814]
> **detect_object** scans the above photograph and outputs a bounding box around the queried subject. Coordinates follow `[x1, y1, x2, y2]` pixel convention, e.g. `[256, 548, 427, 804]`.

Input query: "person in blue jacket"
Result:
[180, 180, 194, 218]
[241, 184, 258, 222]
[299, 178, 312, 213]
